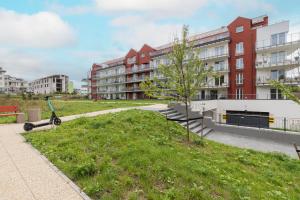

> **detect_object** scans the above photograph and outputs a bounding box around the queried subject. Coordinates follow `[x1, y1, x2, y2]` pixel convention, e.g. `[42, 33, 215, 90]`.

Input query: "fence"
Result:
[213, 112, 300, 132]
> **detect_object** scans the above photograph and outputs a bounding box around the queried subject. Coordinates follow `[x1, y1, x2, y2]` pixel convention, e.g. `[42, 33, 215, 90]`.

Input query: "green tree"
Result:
[270, 80, 300, 104]
[141, 25, 216, 141]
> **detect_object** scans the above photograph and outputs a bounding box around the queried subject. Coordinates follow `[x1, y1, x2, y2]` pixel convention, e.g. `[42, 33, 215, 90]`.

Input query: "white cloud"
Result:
[219, 0, 275, 14]
[0, 8, 76, 48]
[110, 16, 182, 49]
[47, 3, 92, 15]
[0, 48, 46, 80]
[95, 0, 208, 18]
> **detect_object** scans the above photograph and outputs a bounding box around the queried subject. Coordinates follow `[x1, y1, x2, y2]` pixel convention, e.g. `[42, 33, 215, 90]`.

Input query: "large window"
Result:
[271, 70, 285, 81]
[236, 58, 244, 69]
[215, 46, 225, 56]
[236, 42, 244, 55]
[215, 75, 225, 86]
[271, 51, 286, 64]
[271, 32, 287, 46]
[214, 61, 225, 71]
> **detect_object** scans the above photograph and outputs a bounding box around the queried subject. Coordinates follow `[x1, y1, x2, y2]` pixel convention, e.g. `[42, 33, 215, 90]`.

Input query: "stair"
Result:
[158, 108, 213, 137]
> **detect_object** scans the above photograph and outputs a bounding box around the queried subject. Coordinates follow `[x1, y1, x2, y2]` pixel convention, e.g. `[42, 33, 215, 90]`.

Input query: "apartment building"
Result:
[29, 75, 69, 94]
[4, 75, 28, 94]
[0, 67, 6, 93]
[86, 15, 300, 100]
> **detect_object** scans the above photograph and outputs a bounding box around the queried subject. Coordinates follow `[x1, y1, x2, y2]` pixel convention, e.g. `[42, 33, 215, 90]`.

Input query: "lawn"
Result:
[25, 110, 300, 200]
[0, 98, 166, 124]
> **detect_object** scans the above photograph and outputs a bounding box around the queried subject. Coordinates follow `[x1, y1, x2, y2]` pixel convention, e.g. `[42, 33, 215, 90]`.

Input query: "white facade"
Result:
[4, 75, 28, 94]
[191, 99, 300, 130]
[29, 75, 69, 94]
[256, 21, 300, 99]
[97, 62, 126, 100]
[150, 29, 230, 100]
[0, 67, 6, 93]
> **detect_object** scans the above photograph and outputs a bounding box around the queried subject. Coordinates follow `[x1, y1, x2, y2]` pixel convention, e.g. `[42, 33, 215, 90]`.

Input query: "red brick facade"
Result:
[227, 16, 268, 99]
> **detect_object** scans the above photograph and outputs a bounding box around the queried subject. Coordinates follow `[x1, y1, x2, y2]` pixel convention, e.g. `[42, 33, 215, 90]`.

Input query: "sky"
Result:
[0, 0, 300, 88]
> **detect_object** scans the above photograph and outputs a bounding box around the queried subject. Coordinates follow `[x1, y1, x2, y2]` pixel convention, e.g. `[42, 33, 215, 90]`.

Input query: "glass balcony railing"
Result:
[256, 76, 300, 85]
[256, 32, 300, 51]
[256, 55, 300, 69]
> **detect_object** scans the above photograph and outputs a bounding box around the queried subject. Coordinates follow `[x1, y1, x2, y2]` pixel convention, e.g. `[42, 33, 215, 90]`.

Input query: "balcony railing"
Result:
[256, 77, 300, 85]
[125, 64, 152, 74]
[202, 82, 229, 88]
[256, 55, 300, 69]
[126, 87, 142, 92]
[213, 62, 229, 72]
[256, 32, 300, 51]
[199, 50, 229, 61]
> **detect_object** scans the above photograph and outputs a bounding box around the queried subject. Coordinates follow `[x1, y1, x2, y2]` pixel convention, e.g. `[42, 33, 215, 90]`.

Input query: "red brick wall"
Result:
[227, 17, 256, 99]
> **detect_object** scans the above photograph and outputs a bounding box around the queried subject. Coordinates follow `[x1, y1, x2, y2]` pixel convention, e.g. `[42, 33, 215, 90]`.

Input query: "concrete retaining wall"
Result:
[205, 117, 300, 145]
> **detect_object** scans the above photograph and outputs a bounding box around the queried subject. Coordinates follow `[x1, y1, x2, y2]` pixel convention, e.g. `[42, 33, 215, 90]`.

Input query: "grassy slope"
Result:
[0, 99, 166, 124]
[25, 110, 300, 200]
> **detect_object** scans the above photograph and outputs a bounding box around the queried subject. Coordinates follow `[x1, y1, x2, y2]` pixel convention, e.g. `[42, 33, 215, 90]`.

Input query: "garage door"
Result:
[226, 110, 269, 128]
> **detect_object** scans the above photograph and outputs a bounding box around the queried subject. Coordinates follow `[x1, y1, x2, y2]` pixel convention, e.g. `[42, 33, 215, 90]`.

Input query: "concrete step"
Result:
[167, 112, 183, 118]
[183, 120, 200, 129]
[190, 124, 205, 133]
[196, 127, 213, 137]
[160, 110, 177, 115]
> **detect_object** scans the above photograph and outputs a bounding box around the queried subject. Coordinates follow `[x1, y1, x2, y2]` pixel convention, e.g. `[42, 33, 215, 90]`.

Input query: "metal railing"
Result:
[256, 55, 300, 69]
[256, 77, 300, 86]
[194, 93, 289, 100]
[199, 51, 229, 61]
[256, 32, 300, 51]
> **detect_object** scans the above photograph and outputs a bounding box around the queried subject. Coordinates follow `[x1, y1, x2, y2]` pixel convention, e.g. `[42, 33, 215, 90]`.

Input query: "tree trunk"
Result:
[185, 99, 190, 142]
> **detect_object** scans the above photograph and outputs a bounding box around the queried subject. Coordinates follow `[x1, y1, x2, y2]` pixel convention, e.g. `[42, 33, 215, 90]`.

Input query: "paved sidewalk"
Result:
[206, 131, 299, 158]
[0, 104, 167, 200]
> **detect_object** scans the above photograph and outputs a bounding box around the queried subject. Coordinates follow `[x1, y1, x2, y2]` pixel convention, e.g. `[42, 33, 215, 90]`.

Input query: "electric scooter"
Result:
[23, 96, 62, 131]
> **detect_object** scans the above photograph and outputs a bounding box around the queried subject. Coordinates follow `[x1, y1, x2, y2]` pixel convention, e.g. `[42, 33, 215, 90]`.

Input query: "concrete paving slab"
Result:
[0, 104, 167, 200]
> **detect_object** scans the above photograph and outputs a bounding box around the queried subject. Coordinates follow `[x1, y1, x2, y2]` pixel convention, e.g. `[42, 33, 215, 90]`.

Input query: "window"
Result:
[214, 61, 225, 71]
[236, 26, 244, 33]
[271, 70, 285, 81]
[236, 58, 244, 69]
[141, 53, 145, 58]
[236, 42, 244, 55]
[271, 51, 286, 64]
[270, 88, 283, 99]
[236, 88, 243, 99]
[215, 75, 225, 86]
[215, 46, 224, 56]
[271, 32, 287, 46]
[236, 73, 243, 84]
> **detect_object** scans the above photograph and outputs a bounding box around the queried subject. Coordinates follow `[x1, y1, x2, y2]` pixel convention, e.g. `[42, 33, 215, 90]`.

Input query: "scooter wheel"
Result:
[24, 123, 34, 131]
[54, 118, 62, 126]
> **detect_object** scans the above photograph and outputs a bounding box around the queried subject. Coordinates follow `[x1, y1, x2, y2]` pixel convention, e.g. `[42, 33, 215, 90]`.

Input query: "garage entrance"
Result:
[226, 110, 270, 128]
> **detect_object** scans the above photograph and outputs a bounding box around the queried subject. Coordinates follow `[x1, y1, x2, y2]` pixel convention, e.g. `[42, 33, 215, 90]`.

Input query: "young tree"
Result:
[270, 80, 300, 104]
[141, 25, 216, 141]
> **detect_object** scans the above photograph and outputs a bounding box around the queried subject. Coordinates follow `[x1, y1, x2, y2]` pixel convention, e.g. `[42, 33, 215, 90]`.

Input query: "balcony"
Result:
[256, 32, 300, 53]
[126, 87, 142, 92]
[256, 55, 300, 70]
[213, 62, 229, 72]
[202, 82, 229, 89]
[98, 88, 126, 94]
[199, 50, 229, 61]
[125, 76, 150, 83]
[256, 76, 300, 86]
[98, 79, 125, 86]
[126, 64, 152, 74]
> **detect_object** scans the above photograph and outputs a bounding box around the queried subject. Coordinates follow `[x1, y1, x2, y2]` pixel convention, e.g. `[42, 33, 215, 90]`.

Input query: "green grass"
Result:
[25, 110, 300, 200]
[0, 98, 167, 124]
